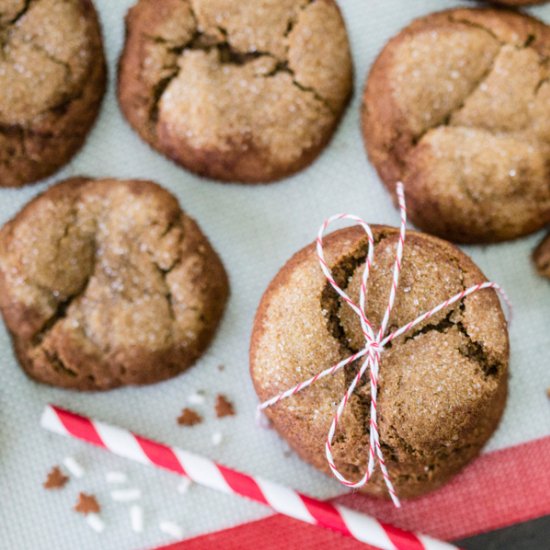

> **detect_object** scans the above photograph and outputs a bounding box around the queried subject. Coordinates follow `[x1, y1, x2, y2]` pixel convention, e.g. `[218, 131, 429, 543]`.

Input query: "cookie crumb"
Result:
[215, 394, 235, 418]
[177, 408, 202, 426]
[75, 493, 101, 515]
[43, 466, 68, 490]
[217, 364, 225, 372]
[546, 387, 550, 399]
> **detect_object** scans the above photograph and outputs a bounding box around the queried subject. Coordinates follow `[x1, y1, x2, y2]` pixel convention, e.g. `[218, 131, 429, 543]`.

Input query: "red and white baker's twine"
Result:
[41, 405, 458, 549]
[258, 182, 511, 507]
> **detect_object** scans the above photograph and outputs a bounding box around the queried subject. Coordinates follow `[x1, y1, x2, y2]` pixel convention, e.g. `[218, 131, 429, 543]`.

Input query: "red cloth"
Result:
[157, 436, 550, 549]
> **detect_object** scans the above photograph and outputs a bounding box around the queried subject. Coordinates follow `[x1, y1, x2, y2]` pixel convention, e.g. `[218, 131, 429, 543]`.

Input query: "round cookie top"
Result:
[0, 178, 229, 390]
[362, 8, 550, 243]
[118, 0, 353, 183]
[0, 0, 106, 187]
[251, 226, 509, 498]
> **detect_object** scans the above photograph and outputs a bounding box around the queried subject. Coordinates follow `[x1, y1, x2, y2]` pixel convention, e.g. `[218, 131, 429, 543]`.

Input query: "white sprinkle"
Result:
[177, 478, 192, 494]
[111, 488, 141, 502]
[63, 457, 84, 478]
[130, 505, 144, 533]
[211, 432, 223, 446]
[187, 392, 205, 405]
[105, 471, 127, 484]
[86, 514, 105, 533]
[509, 169, 517, 177]
[159, 521, 183, 539]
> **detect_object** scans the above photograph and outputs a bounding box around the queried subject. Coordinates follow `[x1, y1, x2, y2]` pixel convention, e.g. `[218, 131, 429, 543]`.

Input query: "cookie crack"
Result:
[447, 15, 502, 45]
[321, 238, 377, 353]
[27, 41, 73, 81]
[404, 309, 455, 342]
[32, 204, 96, 348]
[31, 263, 95, 348]
[535, 76, 550, 94]
[411, 44, 504, 148]
[44, 349, 78, 378]
[146, 0, 332, 125]
[0, 122, 27, 155]
[146, 217, 187, 342]
[5, 0, 33, 26]
[257, 60, 335, 114]
[456, 318, 502, 378]
[410, 23, 549, 153]
[283, 0, 315, 38]
[319, 232, 394, 459]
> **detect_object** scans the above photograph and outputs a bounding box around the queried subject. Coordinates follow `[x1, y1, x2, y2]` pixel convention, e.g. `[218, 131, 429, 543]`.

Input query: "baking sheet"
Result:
[1, 0, 549, 548]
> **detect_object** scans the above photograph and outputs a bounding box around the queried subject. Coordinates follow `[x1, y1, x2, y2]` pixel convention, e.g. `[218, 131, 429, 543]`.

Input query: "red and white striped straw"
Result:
[258, 182, 511, 507]
[41, 404, 458, 550]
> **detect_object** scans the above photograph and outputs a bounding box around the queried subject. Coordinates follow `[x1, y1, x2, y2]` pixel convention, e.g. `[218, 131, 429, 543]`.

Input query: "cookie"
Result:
[0, 0, 106, 188]
[117, 0, 353, 183]
[0, 178, 229, 390]
[362, 8, 550, 243]
[250, 225, 509, 498]
[533, 233, 550, 278]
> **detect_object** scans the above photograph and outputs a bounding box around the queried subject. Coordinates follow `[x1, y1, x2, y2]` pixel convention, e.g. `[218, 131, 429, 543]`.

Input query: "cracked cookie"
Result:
[0, 0, 106, 188]
[250, 225, 509, 498]
[0, 177, 229, 390]
[533, 232, 550, 278]
[117, 0, 353, 183]
[362, 8, 550, 243]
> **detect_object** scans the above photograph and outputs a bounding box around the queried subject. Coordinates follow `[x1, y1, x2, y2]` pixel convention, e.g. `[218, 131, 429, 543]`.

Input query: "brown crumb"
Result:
[215, 394, 235, 418]
[74, 492, 100, 515]
[177, 408, 202, 426]
[547, 387, 550, 399]
[43, 466, 69, 490]
[217, 364, 225, 372]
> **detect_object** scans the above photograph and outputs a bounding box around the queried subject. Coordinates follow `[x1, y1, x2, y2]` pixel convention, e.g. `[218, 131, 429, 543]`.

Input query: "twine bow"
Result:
[258, 182, 511, 507]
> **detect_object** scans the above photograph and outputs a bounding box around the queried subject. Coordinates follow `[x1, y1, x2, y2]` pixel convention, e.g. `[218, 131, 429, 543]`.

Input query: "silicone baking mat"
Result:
[0, 1, 549, 548]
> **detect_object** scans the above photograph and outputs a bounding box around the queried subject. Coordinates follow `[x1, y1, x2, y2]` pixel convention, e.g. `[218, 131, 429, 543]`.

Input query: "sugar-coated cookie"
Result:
[251, 225, 509, 498]
[118, 0, 353, 183]
[362, 8, 550, 243]
[0, 0, 106, 187]
[0, 178, 229, 390]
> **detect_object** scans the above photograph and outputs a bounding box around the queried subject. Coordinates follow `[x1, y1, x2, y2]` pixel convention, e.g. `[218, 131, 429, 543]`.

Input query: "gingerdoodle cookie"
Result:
[250, 226, 509, 498]
[533, 233, 550, 278]
[0, 0, 106, 188]
[362, 8, 550, 243]
[0, 178, 229, 390]
[118, 0, 353, 183]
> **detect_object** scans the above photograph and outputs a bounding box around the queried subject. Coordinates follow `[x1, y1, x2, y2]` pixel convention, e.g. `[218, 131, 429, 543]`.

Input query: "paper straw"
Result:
[41, 404, 459, 550]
